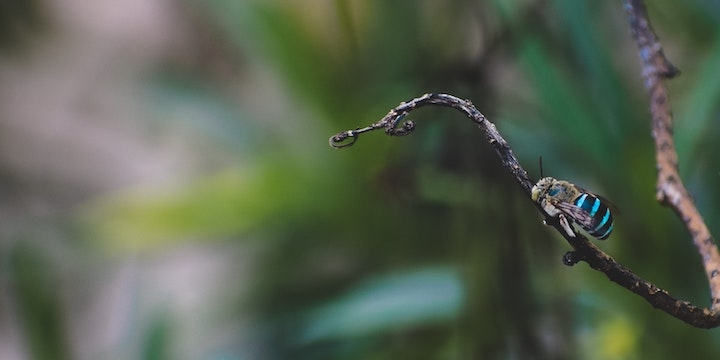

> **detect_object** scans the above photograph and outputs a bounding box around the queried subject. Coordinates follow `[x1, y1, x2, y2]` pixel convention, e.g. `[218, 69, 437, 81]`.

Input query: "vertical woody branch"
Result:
[623, 0, 720, 309]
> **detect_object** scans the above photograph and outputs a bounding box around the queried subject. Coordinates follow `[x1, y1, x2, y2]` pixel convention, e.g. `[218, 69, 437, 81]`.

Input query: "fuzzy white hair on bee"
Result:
[531, 177, 614, 240]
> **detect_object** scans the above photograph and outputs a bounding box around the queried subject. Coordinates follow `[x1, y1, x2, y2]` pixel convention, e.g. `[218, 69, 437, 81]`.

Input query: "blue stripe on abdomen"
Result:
[574, 194, 592, 211]
[574, 193, 613, 239]
[593, 208, 613, 239]
[575, 194, 601, 217]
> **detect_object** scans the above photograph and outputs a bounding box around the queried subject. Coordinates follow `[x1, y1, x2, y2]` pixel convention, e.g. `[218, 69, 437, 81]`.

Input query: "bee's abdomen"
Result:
[574, 193, 613, 239]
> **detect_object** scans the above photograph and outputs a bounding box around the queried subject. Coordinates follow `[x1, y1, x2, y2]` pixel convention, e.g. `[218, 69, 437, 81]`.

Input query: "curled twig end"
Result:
[329, 131, 358, 149]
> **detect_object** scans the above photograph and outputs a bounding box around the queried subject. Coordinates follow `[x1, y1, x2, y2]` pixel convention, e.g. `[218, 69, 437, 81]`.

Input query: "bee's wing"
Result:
[554, 201, 596, 229]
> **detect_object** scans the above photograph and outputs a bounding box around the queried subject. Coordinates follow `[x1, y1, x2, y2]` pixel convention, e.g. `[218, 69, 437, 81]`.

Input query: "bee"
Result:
[531, 177, 614, 240]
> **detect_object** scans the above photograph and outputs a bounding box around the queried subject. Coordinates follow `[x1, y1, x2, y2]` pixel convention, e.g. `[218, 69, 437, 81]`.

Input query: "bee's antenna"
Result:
[539, 156, 544, 178]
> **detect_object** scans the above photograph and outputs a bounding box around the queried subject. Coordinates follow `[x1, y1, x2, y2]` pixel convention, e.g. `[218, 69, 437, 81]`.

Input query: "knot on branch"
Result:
[563, 251, 583, 266]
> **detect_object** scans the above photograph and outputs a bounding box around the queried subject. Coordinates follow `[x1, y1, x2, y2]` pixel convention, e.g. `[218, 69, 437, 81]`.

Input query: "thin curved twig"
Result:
[328, 93, 720, 328]
[624, 0, 720, 310]
[330, 94, 534, 194]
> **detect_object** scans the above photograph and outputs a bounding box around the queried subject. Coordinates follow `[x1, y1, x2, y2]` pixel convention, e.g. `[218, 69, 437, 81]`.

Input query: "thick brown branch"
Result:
[623, 0, 720, 310]
[564, 232, 719, 328]
[328, 93, 720, 328]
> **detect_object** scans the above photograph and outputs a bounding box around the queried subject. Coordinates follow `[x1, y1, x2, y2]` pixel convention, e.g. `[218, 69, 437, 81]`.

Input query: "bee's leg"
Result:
[558, 214, 577, 238]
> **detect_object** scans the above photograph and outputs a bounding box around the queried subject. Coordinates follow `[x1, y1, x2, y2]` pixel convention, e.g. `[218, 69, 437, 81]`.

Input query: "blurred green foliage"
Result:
[4, 0, 720, 359]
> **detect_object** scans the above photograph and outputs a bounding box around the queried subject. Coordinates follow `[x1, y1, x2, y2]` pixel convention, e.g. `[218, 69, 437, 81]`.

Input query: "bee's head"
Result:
[531, 177, 556, 201]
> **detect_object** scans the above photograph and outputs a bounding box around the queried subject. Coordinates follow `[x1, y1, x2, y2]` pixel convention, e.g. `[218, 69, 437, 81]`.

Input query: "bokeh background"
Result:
[1, 0, 720, 359]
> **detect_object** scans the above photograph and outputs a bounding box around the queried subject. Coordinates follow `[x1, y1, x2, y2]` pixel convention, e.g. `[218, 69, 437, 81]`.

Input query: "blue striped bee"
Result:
[531, 177, 614, 240]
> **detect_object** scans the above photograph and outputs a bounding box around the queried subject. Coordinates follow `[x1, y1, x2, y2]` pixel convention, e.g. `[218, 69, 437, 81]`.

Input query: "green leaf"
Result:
[295, 266, 463, 344]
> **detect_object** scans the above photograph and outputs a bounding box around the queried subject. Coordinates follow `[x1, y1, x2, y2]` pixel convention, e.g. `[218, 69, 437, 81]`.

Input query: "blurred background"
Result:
[1, 0, 720, 359]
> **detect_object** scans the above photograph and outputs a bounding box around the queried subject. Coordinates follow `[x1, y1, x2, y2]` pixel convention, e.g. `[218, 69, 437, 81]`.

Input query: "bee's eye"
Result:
[548, 188, 559, 196]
